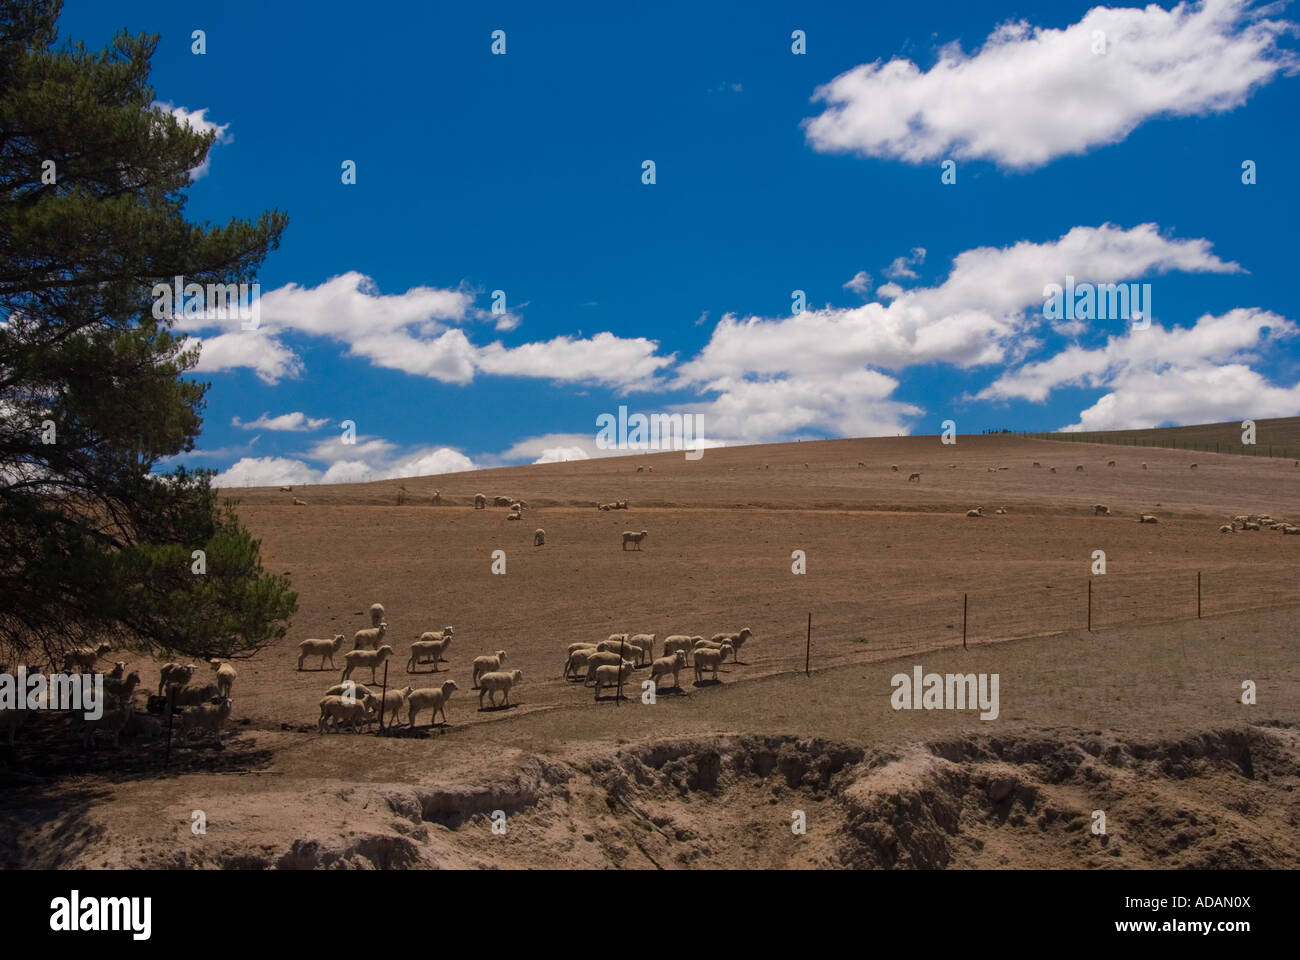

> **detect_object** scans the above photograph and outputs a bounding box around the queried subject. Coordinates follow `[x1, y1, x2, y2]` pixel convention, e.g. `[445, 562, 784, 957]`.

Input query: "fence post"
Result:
[962, 594, 968, 650]
[805, 613, 811, 676]
[1197, 571, 1202, 619]
[1087, 579, 1092, 632]
[378, 660, 388, 732]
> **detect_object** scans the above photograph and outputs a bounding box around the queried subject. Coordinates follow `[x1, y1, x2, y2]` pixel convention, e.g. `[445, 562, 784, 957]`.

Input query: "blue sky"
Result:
[59, 0, 1300, 484]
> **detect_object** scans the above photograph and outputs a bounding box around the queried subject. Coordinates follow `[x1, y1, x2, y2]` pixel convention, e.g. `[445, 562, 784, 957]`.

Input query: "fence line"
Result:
[1018, 431, 1295, 460]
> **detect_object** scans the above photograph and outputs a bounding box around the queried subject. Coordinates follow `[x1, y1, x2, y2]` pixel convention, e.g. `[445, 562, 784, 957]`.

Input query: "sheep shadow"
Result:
[476, 702, 519, 713]
[654, 684, 687, 696]
[593, 693, 630, 703]
[691, 678, 723, 688]
[296, 665, 338, 672]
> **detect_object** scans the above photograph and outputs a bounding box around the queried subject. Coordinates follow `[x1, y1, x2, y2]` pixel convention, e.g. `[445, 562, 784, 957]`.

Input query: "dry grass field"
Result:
[2, 432, 1298, 869]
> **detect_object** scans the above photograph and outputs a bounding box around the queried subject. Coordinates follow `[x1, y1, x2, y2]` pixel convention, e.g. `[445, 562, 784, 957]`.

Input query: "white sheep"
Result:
[1138, 514, 1159, 524]
[474, 493, 487, 509]
[104, 669, 141, 702]
[708, 627, 753, 664]
[318, 694, 371, 733]
[564, 647, 599, 680]
[478, 669, 523, 708]
[534, 528, 545, 546]
[493, 496, 513, 507]
[62, 642, 112, 674]
[567, 641, 601, 655]
[593, 660, 634, 699]
[693, 642, 734, 683]
[507, 511, 521, 521]
[369, 603, 386, 628]
[80, 696, 132, 749]
[661, 635, 695, 664]
[1219, 523, 1235, 533]
[994, 507, 1007, 515]
[178, 696, 233, 745]
[407, 680, 459, 727]
[298, 634, 346, 670]
[353, 621, 389, 651]
[598, 637, 647, 666]
[1242, 520, 1261, 531]
[342, 645, 395, 683]
[621, 530, 649, 551]
[628, 633, 656, 662]
[1094, 504, 1110, 516]
[166, 682, 221, 714]
[966, 507, 983, 518]
[210, 659, 237, 697]
[323, 681, 375, 700]
[649, 650, 687, 690]
[584, 650, 625, 685]
[157, 662, 196, 695]
[471, 650, 508, 688]
[371, 685, 413, 724]
[293, 497, 308, 506]
[890, 464, 899, 472]
[407, 633, 452, 672]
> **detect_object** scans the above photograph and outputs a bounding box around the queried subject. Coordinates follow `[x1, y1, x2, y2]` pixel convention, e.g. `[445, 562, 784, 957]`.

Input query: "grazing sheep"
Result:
[997, 466, 1009, 471]
[432, 490, 441, 505]
[474, 493, 487, 509]
[407, 680, 459, 727]
[598, 637, 646, 666]
[1190, 463, 1198, 470]
[342, 645, 395, 683]
[1219, 524, 1235, 533]
[293, 497, 308, 506]
[636, 465, 644, 473]
[628, 633, 656, 662]
[478, 669, 523, 708]
[210, 659, 237, 697]
[616, 500, 628, 510]
[661, 635, 695, 663]
[857, 461, 866, 468]
[1075, 465, 1084, 472]
[1283, 524, 1300, 535]
[649, 650, 688, 690]
[407, 636, 452, 672]
[693, 643, 734, 683]
[493, 496, 513, 507]
[509, 501, 523, 514]
[567, 641, 602, 655]
[708, 627, 753, 664]
[353, 622, 389, 651]
[966, 507, 983, 518]
[1107, 460, 1116, 468]
[372, 685, 413, 724]
[178, 696, 233, 745]
[1242, 520, 1261, 531]
[622, 530, 649, 551]
[890, 464, 898, 472]
[592, 661, 634, 699]
[1093, 504, 1110, 516]
[279, 486, 292, 492]
[585, 651, 626, 685]
[907, 472, 921, 482]
[564, 647, 599, 680]
[298, 634, 346, 670]
[369, 603, 386, 628]
[318, 694, 371, 734]
[157, 662, 196, 695]
[534, 528, 545, 546]
[323, 681, 375, 700]
[62, 643, 112, 674]
[80, 696, 132, 749]
[1138, 514, 1159, 524]
[507, 511, 521, 521]
[472, 651, 508, 688]
[987, 467, 997, 473]
[104, 669, 141, 702]
[166, 682, 221, 714]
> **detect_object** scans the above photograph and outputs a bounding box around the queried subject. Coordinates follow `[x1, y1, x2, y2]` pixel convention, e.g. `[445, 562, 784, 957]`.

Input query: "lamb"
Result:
[210, 658, 237, 697]
[474, 493, 487, 509]
[966, 507, 983, 518]
[693, 643, 734, 683]
[178, 696, 233, 745]
[62, 643, 112, 674]
[80, 696, 132, 749]
[293, 497, 308, 506]
[1138, 514, 1159, 523]
[649, 650, 687, 690]
[472, 651, 508, 688]
[1094, 504, 1110, 516]
[708, 627, 753, 664]
[318, 694, 372, 734]
[907, 472, 921, 482]
[621, 530, 649, 551]
[592, 660, 634, 699]
[104, 669, 141, 702]
[478, 669, 523, 708]
[342, 645, 395, 683]
[298, 634, 346, 670]
[407, 680, 459, 727]
[585, 651, 626, 685]
[369, 602, 386, 628]
[407, 634, 452, 672]
[157, 662, 196, 695]
[534, 528, 545, 546]
[353, 621, 389, 651]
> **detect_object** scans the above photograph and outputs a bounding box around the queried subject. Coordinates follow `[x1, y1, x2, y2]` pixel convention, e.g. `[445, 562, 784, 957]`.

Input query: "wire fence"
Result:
[1018, 431, 1297, 460]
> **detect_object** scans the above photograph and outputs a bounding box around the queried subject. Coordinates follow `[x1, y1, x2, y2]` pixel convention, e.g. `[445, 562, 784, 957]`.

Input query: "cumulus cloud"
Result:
[803, 0, 1299, 168]
[154, 102, 232, 179]
[842, 270, 873, 296]
[186, 329, 303, 384]
[211, 456, 322, 488]
[231, 411, 329, 432]
[883, 247, 926, 280]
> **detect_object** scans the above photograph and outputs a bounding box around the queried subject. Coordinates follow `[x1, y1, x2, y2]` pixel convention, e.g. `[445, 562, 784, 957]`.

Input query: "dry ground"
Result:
[2, 434, 1298, 868]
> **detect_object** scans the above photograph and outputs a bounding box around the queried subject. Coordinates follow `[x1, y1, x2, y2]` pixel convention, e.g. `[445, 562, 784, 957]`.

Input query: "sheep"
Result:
[493, 496, 513, 507]
[907, 472, 921, 482]
[298, 634, 346, 670]
[1219, 524, 1235, 533]
[1283, 524, 1300, 535]
[628, 633, 656, 662]
[178, 696, 233, 745]
[857, 461, 866, 467]
[622, 530, 649, 551]
[471, 651, 508, 688]
[478, 669, 523, 708]
[1190, 463, 1198, 470]
[1049, 467, 1057, 474]
[432, 490, 441, 505]
[987, 466, 997, 473]
[342, 645, 395, 683]
[353, 621, 389, 651]
[407, 635, 452, 672]
[1138, 514, 1159, 524]
[615, 500, 628, 510]
[166, 682, 221, 712]
[157, 662, 196, 695]
[323, 681, 375, 700]
[966, 507, 983, 518]
[649, 650, 687, 690]
[1142, 462, 1148, 469]
[661, 635, 695, 664]
[474, 493, 487, 509]
[318, 694, 371, 734]
[1093, 504, 1110, 516]
[107, 661, 127, 680]
[890, 464, 899, 472]
[592, 661, 634, 699]
[210, 658, 237, 697]
[104, 669, 141, 702]
[567, 641, 602, 655]
[1242, 520, 1261, 531]
[407, 680, 458, 727]
[585, 651, 626, 685]
[507, 511, 521, 521]
[1032, 462, 1041, 468]
[371, 685, 413, 724]
[509, 501, 523, 513]
[80, 696, 133, 749]
[693, 643, 734, 683]
[564, 647, 599, 680]
[369, 602, 386, 628]
[62, 643, 112, 674]
[599, 503, 613, 511]
[534, 528, 545, 546]
[1075, 465, 1084, 472]
[636, 465, 644, 473]
[598, 637, 646, 666]
[708, 627, 752, 664]
[293, 497, 308, 506]
[1107, 460, 1116, 468]
[279, 485, 293, 492]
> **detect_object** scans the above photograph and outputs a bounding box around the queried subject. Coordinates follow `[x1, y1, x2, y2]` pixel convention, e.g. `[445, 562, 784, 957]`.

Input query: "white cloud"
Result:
[842, 271, 873, 296]
[532, 446, 592, 464]
[232, 411, 329, 432]
[154, 102, 232, 179]
[883, 247, 926, 280]
[187, 329, 302, 383]
[212, 457, 321, 488]
[803, 0, 1298, 168]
